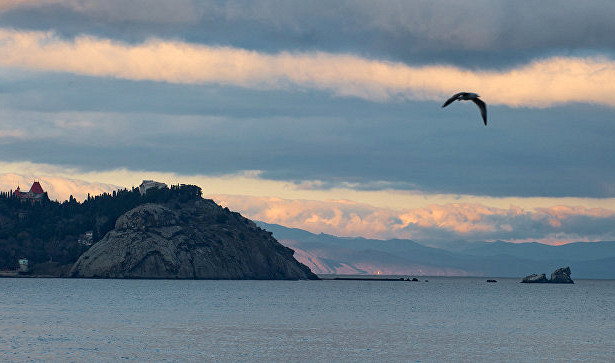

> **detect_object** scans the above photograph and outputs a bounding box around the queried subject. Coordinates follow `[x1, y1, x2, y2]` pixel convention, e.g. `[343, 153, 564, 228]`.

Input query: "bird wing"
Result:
[441, 92, 464, 108]
[471, 98, 487, 125]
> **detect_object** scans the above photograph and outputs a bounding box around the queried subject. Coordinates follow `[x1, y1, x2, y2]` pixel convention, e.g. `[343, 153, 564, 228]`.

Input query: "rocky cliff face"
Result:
[70, 200, 318, 280]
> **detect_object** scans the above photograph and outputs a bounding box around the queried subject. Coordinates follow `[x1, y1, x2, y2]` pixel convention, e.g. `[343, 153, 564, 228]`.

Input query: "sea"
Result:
[1, 277, 614, 362]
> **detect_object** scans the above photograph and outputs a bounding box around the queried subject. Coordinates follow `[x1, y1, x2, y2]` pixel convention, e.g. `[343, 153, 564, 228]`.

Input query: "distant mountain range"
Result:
[257, 222, 615, 279]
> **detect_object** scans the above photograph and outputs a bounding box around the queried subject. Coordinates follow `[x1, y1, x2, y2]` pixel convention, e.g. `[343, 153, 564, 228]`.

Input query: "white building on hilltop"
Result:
[139, 180, 168, 195]
[18, 258, 29, 273]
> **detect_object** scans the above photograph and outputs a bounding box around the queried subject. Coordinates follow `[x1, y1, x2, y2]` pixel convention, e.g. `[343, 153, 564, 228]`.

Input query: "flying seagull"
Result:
[441, 92, 487, 126]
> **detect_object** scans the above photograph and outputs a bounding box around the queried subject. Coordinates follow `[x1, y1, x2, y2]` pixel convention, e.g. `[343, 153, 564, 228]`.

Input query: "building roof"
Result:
[30, 181, 45, 194]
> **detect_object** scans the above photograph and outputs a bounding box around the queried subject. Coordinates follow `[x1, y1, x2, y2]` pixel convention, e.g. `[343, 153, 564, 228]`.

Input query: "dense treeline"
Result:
[0, 184, 203, 270]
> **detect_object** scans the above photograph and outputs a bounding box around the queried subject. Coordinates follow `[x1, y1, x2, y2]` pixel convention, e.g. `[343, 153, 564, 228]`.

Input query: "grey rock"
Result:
[550, 266, 574, 284]
[521, 273, 549, 283]
[70, 202, 318, 280]
[521, 267, 574, 284]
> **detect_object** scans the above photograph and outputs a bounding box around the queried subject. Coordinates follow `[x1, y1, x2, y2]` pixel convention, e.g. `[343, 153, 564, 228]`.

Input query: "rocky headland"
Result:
[70, 200, 318, 280]
[521, 266, 574, 284]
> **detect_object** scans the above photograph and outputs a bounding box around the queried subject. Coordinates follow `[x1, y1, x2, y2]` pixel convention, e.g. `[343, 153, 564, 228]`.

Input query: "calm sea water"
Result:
[1, 277, 614, 361]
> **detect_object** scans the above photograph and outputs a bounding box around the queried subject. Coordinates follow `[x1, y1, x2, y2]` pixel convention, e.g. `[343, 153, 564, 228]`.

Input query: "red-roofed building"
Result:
[30, 181, 44, 194]
[13, 181, 48, 204]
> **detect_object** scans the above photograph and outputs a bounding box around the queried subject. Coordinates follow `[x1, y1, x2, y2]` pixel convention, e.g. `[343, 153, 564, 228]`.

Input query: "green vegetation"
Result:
[0, 184, 203, 271]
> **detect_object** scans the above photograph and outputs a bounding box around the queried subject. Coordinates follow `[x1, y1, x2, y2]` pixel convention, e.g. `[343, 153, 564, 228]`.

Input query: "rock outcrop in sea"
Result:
[521, 266, 574, 284]
[70, 201, 318, 280]
[550, 266, 574, 283]
[521, 273, 549, 283]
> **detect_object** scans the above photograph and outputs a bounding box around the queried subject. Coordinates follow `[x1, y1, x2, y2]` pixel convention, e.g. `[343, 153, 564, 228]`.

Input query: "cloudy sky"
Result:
[1, 0, 614, 244]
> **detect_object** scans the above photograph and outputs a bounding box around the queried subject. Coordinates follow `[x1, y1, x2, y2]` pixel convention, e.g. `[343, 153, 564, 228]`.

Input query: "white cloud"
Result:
[1, 28, 615, 107]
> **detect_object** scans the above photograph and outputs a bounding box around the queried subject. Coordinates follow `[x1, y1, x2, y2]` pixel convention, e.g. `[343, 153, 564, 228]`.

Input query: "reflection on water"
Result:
[1, 277, 614, 361]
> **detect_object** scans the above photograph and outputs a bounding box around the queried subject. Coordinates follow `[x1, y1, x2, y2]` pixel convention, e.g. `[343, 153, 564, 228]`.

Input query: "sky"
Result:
[1, 0, 614, 245]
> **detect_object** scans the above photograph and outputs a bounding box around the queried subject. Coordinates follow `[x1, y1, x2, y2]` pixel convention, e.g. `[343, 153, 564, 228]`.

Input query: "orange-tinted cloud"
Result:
[1, 28, 615, 107]
[214, 194, 615, 244]
[1, 170, 613, 243]
[0, 0, 58, 12]
[0, 129, 25, 139]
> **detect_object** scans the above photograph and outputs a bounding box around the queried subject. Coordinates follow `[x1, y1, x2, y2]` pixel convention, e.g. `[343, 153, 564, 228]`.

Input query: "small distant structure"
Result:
[139, 180, 168, 195]
[18, 258, 29, 273]
[78, 231, 94, 246]
[14, 181, 48, 204]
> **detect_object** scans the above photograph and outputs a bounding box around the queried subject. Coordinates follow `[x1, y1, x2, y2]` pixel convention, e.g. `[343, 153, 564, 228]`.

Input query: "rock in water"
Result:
[70, 201, 318, 280]
[521, 273, 549, 283]
[550, 266, 574, 284]
[521, 267, 574, 284]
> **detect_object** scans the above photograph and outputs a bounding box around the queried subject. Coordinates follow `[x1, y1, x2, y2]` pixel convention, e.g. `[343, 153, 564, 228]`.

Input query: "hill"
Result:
[70, 202, 316, 279]
[0, 184, 208, 273]
[0, 185, 316, 279]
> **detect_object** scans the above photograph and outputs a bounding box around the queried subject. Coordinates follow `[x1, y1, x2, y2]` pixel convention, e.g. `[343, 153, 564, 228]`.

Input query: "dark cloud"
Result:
[2, 1, 615, 68]
[1, 72, 614, 198]
[1, 1, 614, 199]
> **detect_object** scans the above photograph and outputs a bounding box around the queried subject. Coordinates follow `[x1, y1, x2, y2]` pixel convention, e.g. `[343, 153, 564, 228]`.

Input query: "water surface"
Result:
[1, 277, 613, 361]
